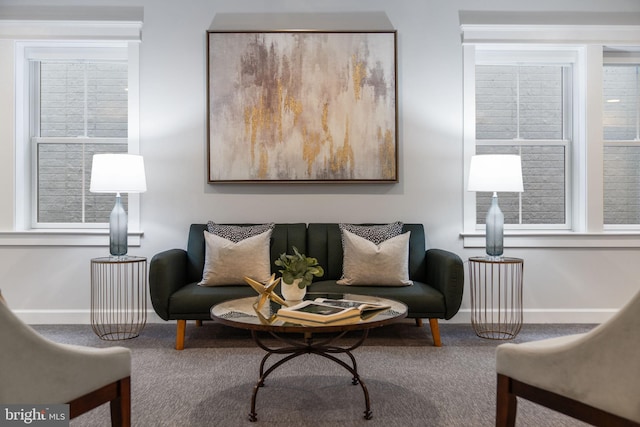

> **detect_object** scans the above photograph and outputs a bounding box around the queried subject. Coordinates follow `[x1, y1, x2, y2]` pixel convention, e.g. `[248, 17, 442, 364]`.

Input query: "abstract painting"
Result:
[207, 30, 398, 183]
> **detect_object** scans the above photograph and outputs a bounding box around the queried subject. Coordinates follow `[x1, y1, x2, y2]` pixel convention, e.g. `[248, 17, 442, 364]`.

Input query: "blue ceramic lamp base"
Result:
[485, 193, 504, 258]
[109, 194, 128, 257]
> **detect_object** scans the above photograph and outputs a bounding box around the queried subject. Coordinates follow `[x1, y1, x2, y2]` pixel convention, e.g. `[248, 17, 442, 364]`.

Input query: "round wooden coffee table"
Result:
[211, 293, 407, 422]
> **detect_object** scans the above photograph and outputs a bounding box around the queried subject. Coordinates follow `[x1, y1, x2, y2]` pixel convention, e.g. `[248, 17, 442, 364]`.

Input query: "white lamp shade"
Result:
[467, 154, 524, 193]
[90, 154, 147, 193]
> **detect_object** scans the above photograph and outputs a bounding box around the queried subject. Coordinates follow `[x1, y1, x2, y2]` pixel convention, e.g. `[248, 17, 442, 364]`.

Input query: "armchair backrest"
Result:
[0, 293, 131, 426]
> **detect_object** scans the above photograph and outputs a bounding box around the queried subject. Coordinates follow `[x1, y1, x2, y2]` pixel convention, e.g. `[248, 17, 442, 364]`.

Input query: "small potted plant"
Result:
[275, 246, 324, 301]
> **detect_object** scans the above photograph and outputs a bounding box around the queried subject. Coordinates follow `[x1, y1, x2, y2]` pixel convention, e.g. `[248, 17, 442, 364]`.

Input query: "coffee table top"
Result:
[211, 293, 407, 333]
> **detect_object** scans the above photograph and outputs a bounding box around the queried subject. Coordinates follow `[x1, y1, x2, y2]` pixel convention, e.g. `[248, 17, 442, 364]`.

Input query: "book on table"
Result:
[313, 298, 391, 319]
[276, 298, 391, 324]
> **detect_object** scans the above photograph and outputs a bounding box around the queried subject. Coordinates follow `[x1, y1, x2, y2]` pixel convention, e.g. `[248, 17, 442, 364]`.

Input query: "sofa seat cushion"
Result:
[170, 282, 257, 318]
[171, 280, 446, 320]
[307, 280, 445, 318]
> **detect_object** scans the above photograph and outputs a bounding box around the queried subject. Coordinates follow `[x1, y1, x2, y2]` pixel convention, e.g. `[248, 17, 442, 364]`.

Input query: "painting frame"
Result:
[206, 30, 398, 183]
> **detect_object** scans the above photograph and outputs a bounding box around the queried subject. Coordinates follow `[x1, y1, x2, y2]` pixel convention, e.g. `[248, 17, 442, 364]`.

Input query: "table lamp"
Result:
[467, 154, 523, 258]
[90, 154, 147, 257]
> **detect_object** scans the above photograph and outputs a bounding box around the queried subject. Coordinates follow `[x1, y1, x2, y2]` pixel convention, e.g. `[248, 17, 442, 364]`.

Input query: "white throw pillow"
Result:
[337, 229, 413, 286]
[198, 229, 273, 286]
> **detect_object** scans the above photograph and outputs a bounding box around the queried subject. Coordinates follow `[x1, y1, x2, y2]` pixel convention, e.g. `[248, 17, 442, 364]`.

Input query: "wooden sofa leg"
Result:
[428, 318, 442, 347]
[110, 376, 131, 427]
[195, 320, 203, 327]
[496, 374, 517, 427]
[415, 318, 423, 327]
[176, 320, 186, 350]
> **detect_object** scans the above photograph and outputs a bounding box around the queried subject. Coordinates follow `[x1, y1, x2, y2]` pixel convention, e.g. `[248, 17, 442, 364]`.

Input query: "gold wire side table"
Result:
[468, 256, 523, 340]
[91, 256, 147, 340]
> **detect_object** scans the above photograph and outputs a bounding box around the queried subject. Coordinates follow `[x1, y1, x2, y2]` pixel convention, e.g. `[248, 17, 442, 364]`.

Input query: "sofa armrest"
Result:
[425, 248, 464, 320]
[149, 249, 189, 321]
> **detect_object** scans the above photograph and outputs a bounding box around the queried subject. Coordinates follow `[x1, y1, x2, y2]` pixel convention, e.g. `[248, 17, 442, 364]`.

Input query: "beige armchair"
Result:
[496, 289, 640, 426]
[0, 293, 132, 426]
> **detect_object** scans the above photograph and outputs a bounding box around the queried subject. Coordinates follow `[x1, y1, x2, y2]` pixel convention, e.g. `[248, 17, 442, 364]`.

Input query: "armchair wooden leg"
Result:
[68, 377, 131, 426]
[176, 320, 186, 350]
[415, 318, 423, 327]
[195, 320, 203, 327]
[428, 318, 442, 347]
[110, 377, 131, 427]
[496, 374, 517, 427]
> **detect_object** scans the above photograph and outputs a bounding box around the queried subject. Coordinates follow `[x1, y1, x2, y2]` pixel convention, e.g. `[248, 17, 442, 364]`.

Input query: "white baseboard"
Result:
[448, 309, 616, 324]
[15, 308, 617, 325]
[16, 310, 165, 325]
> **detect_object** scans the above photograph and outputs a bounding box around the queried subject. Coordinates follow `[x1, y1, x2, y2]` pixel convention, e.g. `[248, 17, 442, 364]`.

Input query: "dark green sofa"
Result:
[150, 223, 464, 350]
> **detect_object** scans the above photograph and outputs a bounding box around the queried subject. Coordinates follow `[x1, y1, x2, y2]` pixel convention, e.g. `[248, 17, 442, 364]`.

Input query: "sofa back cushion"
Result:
[306, 223, 427, 282]
[186, 223, 307, 283]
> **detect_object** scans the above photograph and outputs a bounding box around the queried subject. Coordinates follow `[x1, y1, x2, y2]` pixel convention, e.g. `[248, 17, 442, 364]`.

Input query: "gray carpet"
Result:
[33, 321, 595, 427]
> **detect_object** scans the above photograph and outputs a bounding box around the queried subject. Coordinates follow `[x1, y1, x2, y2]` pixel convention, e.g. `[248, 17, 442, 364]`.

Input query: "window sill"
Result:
[0, 229, 143, 247]
[461, 231, 640, 248]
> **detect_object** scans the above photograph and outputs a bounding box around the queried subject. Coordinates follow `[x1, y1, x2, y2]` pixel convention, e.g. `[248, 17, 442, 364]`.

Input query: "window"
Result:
[603, 57, 640, 227]
[14, 41, 140, 232]
[0, 9, 142, 246]
[460, 12, 640, 247]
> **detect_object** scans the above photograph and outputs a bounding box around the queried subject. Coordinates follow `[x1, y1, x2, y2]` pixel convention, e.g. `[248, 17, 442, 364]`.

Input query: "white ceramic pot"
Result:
[281, 278, 306, 302]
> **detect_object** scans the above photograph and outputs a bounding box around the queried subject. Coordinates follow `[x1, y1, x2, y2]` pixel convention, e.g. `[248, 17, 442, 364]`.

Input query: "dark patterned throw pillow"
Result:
[338, 222, 404, 245]
[206, 222, 275, 243]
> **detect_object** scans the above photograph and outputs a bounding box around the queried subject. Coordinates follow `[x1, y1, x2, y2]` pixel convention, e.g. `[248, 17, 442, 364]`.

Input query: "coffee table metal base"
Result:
[249, 329, 372, 422]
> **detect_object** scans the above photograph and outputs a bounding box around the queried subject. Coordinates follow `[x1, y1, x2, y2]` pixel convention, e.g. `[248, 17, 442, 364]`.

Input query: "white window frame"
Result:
[0, 12, 142, 246]
[460, 13, 640, 248]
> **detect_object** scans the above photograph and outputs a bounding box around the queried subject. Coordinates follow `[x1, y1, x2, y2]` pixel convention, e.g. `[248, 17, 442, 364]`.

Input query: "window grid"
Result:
[475, 63, 571, 228]
[603, 63, 640, 226]
[31, 60, 128, 228]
